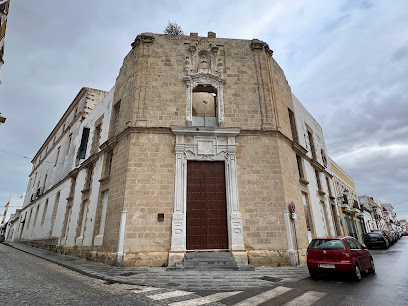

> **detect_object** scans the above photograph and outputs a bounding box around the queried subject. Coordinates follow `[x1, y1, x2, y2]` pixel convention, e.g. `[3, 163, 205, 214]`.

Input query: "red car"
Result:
[307, 236, 375, 281]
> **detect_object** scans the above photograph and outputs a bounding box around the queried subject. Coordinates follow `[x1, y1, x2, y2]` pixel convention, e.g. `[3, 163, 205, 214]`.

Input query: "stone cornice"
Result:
[311, 159, 326, 172]
[131, 33, 155, 49]
[171, 126, 241, 137]
[292, 142, 308, 155]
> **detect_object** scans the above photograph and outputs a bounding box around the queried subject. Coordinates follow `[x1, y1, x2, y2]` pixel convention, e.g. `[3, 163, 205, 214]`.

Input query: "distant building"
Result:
[0, 0, 10, 84]
[358, 195, 379, 232]
[382, 203, 398, 231]
[400, 219, 407, 232]
[4, 209, 21, 241]
[329, 158, 365, 242]
[292, 94, 340, 241]
[1, 193, 25, 225]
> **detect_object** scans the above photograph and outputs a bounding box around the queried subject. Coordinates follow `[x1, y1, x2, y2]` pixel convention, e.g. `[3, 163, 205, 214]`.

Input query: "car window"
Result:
[353, 239, 364, 249]
[366, 233, 381, 238]
[308, 239, 345, 250]
[346, 238, 360, 249]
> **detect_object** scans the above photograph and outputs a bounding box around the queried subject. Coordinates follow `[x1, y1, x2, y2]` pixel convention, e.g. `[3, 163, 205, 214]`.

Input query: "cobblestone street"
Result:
[0, 244, 201, 306]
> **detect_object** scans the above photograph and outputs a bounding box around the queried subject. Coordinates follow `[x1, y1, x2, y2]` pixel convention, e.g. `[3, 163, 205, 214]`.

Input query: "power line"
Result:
[326, 137, 368, 146]
[394, 200, 408, 206]
[0, 149, 32, 160]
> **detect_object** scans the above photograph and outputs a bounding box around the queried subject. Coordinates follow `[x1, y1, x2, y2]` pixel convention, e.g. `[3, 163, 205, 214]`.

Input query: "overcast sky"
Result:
[1, 0, 407, 220]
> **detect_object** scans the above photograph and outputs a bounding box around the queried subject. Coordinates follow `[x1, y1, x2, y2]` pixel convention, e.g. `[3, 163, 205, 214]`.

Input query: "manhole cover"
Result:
[260, 276, 282, 282]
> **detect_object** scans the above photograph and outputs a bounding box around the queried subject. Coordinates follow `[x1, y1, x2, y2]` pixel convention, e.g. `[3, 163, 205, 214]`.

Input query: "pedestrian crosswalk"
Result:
[130, 284, 327, 306]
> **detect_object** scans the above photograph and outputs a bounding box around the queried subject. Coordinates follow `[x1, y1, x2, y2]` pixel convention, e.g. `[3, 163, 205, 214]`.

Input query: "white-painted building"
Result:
[382, 203, 398, 231]
[1, 193, 25, 225]
[358, 195, 378, 232]
[291, 94, 340, 241]
[329, 158, 365, 242]
[12, 87, 113, 249]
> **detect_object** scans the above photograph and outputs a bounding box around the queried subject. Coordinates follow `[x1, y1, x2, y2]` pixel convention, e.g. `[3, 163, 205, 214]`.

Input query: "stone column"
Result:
[186, 83, 192, 126]
[226, 137, 246, 263]
[116, 210, 127, 266]
[284, 211, 297, 266]
[217, 84, 225, 127]
[169, 143, 186, 266]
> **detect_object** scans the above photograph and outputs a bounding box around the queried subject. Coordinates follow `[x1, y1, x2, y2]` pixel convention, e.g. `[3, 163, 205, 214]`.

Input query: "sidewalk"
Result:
[5, 242, 310, 291]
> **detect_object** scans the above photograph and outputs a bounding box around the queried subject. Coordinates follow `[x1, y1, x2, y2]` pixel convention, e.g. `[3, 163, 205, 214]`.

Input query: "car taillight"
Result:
[378, 233, 383, 238]
[342, 251, 351, 260]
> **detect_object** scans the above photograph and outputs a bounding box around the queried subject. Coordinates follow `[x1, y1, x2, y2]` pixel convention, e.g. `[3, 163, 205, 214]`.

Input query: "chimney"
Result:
[208, 32, 216, 38]
[190, 32, 198, 37]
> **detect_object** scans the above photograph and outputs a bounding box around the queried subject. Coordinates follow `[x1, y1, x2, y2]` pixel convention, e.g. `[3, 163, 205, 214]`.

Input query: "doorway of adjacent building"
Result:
[186, 161, 228, 250]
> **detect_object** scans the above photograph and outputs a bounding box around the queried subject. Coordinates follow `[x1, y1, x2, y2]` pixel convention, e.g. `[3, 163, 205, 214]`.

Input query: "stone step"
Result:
[184, 252, 234, 259]
[166, 251, 255, 271]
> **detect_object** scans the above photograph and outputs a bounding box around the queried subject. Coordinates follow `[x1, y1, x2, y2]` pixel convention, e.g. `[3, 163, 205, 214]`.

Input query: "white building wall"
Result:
[16, 87, 113, 246]
[292, 94, 336, 238]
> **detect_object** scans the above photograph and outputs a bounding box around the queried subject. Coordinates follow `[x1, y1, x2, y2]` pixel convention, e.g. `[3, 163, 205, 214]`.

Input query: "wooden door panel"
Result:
[186, 161, 228, 250]
[186, 161, 207, 249]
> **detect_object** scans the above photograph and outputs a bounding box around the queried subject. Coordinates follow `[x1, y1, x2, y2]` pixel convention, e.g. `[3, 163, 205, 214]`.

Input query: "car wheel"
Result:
[309, 269, 319, 280]
[353, 264, 362, 282]
[369, 259, 376, 274]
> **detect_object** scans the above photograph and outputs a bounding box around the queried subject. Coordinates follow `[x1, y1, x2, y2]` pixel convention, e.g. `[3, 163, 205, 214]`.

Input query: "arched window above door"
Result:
[184, 72, 226, 127]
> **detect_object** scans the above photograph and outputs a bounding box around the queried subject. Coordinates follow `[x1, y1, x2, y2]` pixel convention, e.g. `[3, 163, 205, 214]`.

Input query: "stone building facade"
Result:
[14, 32, 317, 267]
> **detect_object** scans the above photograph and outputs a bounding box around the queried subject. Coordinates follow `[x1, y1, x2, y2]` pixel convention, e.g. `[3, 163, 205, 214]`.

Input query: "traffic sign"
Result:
[290, 201, 296, 213]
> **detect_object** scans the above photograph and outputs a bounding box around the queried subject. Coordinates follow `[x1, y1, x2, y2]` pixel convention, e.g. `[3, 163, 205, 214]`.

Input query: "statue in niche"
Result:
[198, 55, 210, 73]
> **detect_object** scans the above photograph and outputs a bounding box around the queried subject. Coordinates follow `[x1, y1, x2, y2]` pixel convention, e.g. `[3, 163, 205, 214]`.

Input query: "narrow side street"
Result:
[1, 237, 407, 305]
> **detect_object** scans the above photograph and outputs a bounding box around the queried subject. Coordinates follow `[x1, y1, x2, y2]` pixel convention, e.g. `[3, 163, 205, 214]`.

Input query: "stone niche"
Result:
[183, 38, 226, 128]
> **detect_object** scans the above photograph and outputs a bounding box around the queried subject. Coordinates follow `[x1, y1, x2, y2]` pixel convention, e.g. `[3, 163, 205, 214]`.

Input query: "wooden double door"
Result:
[186, 161, 228, 250]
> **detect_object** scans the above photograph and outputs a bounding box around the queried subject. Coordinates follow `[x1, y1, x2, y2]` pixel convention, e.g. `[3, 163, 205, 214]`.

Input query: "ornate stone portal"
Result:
[168, 126, 247, 266]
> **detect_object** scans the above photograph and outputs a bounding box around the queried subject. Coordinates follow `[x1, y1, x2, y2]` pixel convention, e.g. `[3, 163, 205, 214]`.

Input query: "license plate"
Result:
[369, 238, 377, 241]
[318, 264, 335, 268]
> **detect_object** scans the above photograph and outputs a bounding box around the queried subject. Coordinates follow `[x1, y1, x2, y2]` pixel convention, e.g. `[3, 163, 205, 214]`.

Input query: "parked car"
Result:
[364, 232, 389, 249]
[307, 236, 375, 282]
[403, 231, 408, 236]
[0, 234, 5, 243]
[372, 230, 394, 245]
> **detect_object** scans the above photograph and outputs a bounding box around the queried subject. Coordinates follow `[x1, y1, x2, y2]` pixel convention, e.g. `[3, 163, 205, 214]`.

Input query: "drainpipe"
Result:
[283, 211, 296, 266]
[116, 210, 127, 266]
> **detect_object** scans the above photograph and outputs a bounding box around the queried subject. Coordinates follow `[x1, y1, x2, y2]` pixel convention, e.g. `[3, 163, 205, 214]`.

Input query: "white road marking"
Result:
[169, 291, 242, 306]
[234, 286, 293, 306]
[283, 291, 326, 306]
[148, 290, 193, 300]
[131, 286, 161, 293]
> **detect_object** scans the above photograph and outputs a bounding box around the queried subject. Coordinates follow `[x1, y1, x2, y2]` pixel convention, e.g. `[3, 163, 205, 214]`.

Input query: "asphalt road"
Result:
[1, 237, 407, 305]
[281, 235, 408, 306]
